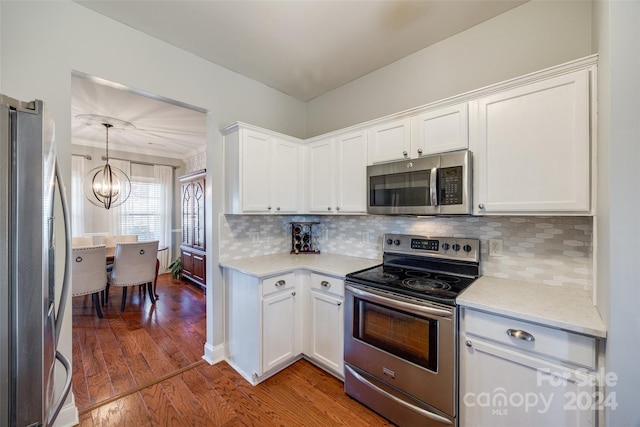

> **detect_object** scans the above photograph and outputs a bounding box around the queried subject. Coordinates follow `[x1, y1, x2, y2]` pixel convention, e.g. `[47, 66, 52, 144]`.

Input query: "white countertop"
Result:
[219, 253, 381, 278]
[457, 276, 606, 338]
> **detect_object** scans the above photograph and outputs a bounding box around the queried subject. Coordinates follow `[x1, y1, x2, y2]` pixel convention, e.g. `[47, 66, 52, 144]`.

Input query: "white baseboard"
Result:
[53, 392, 79, 427]
[202, 341, 225, 365]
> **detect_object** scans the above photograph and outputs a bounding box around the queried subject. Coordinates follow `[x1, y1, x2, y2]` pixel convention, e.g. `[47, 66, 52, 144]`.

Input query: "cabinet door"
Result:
[411, 103, 468, 156]
[335, 131, 367, 213]
[368, 118, 411, 164]
[271, 138, 299, 213]
[262, 290, 296, 373]
[242, 129, 272, 213]
[181, 249, 193, 278]
[460, 338, 596, 427]
[191, 253, 206, 285]
[309, 290, 344, 376]
[192, 178, 206, 250]
[471, 69, 591, 214]
[308, 139, 335, 213]
[181, 183, 193, 246]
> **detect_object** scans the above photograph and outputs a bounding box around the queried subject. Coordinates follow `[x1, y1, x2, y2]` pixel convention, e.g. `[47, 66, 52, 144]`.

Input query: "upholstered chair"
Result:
[102, 234, 138, 248]
[107, 241, 159, 311]
[72, 245, 107, 318]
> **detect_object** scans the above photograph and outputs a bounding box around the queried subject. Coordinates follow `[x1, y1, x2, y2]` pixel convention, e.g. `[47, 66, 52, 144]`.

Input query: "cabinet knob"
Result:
[478, 203, 485, 210]
[465, 340, 472, 348]
[267, 206, 272, 210]
[320, 281, 331, 288]
[403, 151, 408, 157]
[327, 207, 332, 211]
[275, 280, 286, 287]
[276, 207, 280, 211]
[336, 206, 340, 211]
[417, 148, 423, 155]
[291, 291, 296, 296]
[337, 301, 342, 306]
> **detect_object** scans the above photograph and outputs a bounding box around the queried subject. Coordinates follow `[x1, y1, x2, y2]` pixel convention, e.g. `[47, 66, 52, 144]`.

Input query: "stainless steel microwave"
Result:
[367, 150, 472, 215]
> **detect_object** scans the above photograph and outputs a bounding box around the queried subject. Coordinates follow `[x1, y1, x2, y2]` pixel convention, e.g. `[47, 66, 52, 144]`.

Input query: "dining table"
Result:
[106, 245, 168, 299]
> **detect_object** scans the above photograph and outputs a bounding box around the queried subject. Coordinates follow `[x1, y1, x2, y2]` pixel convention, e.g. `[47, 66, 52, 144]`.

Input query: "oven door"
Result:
[344, 283, 457, 425]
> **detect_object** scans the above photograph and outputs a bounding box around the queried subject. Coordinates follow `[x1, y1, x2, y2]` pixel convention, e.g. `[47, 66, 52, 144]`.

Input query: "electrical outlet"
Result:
[488, 239, 503, 257]
[251, 231, 260, 243]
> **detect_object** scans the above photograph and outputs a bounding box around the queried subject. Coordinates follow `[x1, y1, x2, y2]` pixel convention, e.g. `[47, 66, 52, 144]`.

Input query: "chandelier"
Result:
[81, 121, 131, 209]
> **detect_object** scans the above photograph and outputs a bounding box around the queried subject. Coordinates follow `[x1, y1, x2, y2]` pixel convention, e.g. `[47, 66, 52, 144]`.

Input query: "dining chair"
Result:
[72, 245, 107, 318]
[72, 236, 94, 247]
[107, 241, 159, 311]
[102, 234, 138, 248]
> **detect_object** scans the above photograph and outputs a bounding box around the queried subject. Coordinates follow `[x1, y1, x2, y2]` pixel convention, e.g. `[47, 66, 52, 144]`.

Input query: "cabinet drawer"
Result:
[463, 309, 596, 369]
[310, 273, 344, 298]
[262, 273, 295, 297]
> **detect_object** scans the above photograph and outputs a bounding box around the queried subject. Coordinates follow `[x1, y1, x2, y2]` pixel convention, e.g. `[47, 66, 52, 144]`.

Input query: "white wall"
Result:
[593, 1, 640, 425]
[0, 1, 305, 424]
[306, 0, 593, 137]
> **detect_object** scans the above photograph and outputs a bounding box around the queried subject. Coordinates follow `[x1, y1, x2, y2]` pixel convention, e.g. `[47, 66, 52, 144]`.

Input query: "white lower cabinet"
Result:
[305, 273, 345, 377]
[225, 270, 300, 384]
[460, 308, 600, 427]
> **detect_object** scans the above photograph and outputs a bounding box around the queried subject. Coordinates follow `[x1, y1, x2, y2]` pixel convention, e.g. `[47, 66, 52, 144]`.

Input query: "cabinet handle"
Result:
[507, 329, 535, 342]
[275, 280, 286, 287]
[465, 340, 472, 348]
[320, 280, 331, 288]
[291, 291, 296, 296]
[478, 203, 485, 210]
[417, 148, 423, 155]
[403, 150, 408, 157]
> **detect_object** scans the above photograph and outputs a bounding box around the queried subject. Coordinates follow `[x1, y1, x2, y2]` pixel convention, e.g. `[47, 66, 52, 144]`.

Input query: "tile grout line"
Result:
[78, 359, 207, 416]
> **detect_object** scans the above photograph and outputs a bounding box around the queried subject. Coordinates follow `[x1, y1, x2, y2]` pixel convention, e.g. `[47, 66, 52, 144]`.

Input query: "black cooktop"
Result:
[346, 264, 477, 305]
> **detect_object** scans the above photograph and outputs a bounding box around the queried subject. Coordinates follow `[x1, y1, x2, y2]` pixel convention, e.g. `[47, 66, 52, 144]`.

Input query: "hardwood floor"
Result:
[72, 274, 394, 426]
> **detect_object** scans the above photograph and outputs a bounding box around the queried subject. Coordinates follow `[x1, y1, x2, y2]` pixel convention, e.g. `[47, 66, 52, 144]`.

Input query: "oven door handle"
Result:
[346, 285, 453, 319]
[345, 365, 453, 425]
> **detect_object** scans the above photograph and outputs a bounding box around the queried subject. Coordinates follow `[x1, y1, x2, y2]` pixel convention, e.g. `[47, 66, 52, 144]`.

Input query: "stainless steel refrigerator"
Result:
[1, 94, 72, 426]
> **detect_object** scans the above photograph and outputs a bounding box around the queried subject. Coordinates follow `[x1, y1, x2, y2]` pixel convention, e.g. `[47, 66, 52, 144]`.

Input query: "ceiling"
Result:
[71, 0, 528, 159]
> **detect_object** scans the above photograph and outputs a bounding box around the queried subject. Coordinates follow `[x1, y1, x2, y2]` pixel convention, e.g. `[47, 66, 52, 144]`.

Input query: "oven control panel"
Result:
[383, 233, 480, 263]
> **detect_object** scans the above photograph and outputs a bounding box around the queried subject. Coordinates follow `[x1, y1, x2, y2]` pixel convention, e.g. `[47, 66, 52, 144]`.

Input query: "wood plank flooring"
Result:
[72, 274, 394, 426]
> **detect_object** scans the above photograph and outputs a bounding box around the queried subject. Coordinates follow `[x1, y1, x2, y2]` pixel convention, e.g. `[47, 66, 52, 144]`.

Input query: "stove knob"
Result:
[463, 244, 472, 253]
[393, 239, 401, 246]
[453, 244, 461, 251]
[442, 243, 450, 251]
[386, 238, 393, 245]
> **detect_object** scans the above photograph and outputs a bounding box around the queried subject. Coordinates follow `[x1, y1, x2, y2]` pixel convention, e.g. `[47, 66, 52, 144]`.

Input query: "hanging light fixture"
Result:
[81, 122, 131, 209]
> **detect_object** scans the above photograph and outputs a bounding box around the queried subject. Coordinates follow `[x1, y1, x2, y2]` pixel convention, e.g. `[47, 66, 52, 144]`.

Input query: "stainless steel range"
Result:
[344, 233, 480, 427]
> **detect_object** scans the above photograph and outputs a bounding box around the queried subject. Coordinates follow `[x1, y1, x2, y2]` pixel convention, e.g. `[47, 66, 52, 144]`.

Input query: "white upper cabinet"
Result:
[411, 103, 469, 156]
[308, 130, 367, 214]
[223, 124, 301, 214]
[367, 118, 411, 164]
[470, 68, 592, 215]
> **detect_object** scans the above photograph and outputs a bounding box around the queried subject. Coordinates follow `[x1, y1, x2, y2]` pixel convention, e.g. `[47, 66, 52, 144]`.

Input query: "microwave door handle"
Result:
[430, 167, 438, 206]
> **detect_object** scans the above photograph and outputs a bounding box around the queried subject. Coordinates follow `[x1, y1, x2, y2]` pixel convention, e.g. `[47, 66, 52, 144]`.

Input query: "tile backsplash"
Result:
[219, 214, 593, 291]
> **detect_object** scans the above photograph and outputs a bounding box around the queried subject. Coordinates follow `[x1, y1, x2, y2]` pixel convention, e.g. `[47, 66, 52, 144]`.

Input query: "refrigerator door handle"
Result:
[53, 156, 71, 347]
[46, 351, 72, 427]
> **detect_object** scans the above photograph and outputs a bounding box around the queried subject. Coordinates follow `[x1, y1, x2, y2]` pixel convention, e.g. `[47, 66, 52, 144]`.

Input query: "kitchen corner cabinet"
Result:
[180, 170, 206, 287]
[223, 124, 300, 214]
[225, 270, 300, 385]
[305, 273, 345, 377]
[307, 130, 367, 214]
[470, 68, 593, 215]
[460, 308, 599, 427]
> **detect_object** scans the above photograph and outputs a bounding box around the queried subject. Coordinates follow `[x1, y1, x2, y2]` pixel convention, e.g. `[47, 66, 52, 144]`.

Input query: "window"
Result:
[119, 176, 161, 242]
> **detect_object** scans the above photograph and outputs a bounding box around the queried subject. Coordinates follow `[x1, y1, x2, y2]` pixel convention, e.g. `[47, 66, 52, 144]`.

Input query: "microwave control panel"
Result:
[439, 166, 463, 205]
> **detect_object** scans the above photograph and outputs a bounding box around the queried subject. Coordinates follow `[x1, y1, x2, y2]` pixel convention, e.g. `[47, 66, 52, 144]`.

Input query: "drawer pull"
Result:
[320, 280, 331, 288]
[507, 329, 535, 342]
[275, 280, 286, 287]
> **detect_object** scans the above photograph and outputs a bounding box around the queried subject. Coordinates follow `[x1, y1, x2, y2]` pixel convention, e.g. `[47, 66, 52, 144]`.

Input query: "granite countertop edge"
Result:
[457, 276, 607, 339]
[218, 253, 381, 279]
